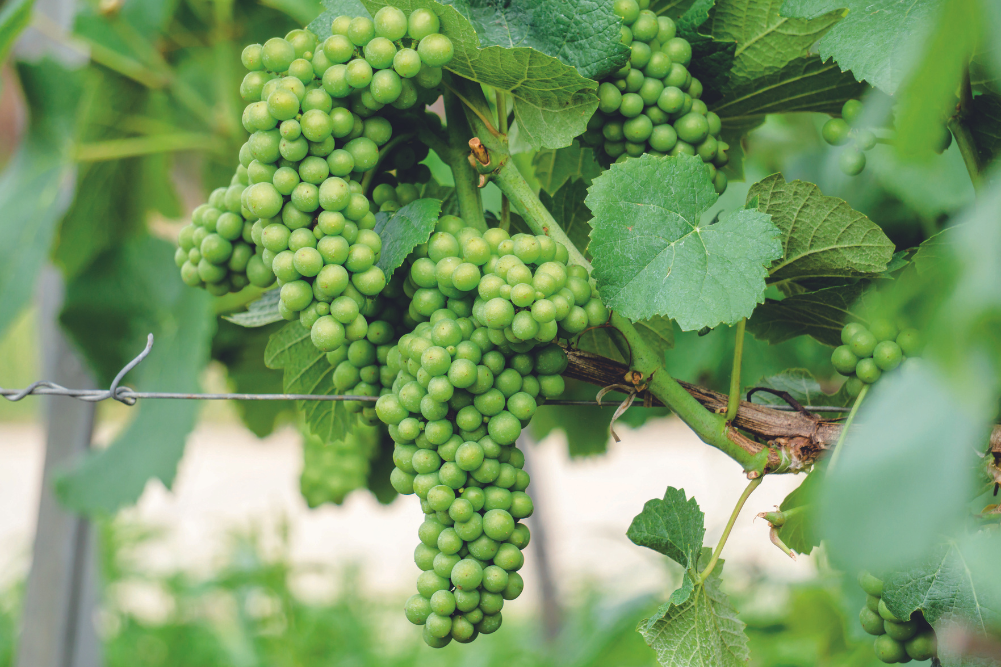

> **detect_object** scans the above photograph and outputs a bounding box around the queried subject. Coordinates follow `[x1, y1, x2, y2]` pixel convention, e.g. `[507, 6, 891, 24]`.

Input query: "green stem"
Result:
[827, 384, 869, 470]
[443, 89, 486, 231]
[74, 133, 224, 162]
[496, 90, 511, 231]
[697, 476, 763, 584]
[726, 319, 746, 423]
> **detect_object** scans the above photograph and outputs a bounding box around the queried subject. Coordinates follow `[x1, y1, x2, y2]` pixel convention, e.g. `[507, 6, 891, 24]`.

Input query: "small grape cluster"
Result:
[858, 571, 938, 663]
[822, 99, 952, 176]
[174, 168, 259, 295]
[374, 216, 582, 647]
[581, 0, 728, 193]
[831, 320, 920, 396]
[300, 420, 381, 506]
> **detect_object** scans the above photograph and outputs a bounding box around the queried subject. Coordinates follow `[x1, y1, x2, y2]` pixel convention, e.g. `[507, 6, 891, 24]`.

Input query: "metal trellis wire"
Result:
[0, 333, 853, 412]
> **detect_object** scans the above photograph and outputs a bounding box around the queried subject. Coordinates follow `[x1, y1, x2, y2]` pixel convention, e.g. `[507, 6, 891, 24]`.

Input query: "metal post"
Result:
[15, 267, 102, 667]
[519, 432, 562, 640]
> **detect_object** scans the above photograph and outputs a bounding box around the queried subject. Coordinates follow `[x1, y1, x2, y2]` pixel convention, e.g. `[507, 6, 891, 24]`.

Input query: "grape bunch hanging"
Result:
[857, 571, 938, 663]
[580, 0, 729, 194]
[831, 320, 921, 396]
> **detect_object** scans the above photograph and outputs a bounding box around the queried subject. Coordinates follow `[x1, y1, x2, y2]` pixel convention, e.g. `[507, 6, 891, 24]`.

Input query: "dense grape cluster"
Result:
[858, 571, 938, 663]
[175, 168, 259, 295]
[371, 215, 598, 646]
[823, 99, 952, 176]
[831, 320, 920, 396]
[580, 0, 729, 193]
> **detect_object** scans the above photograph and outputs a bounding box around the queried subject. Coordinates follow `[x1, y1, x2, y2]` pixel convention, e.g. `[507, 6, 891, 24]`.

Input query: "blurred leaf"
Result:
[223, 289, 283, 328]
[638, 569, 750, 667]
[747, 283, 865, 347]
[968, 91, 1001, 168]
[0, 0, 33, 65]
[366, 427, 399, 504]
[866, 143, 977, 219]
[361, 0, 599, 150]
[627, 486, 705, 570]
[748, 174, 894, 285]
[529, 378, 613, 456]
[578, 316, 674, 364]
[57, 235, 214, 514]
[540, 178, 590, 257]
[587, 154, 782, 329]
[749, 368, 851, 408]
[0, 60, 81, 341]
[261, 0, 323, 24]
[300, 423, 380, 506]
[74, 0, 179, 60]
[780, 0, 937, 95]
[308, 0, 371, 37]
[374, 198, 442, 280]
[444, 0, 629, 79]
[817, 364, 987, 573]
[532, 140, 602, 196]
[882, 537, 1000, 638]
[893, 0, 980, 162]
[212, 319, 291, 438]
[264, 322, 353, 442]
[776, 468, 822, 555]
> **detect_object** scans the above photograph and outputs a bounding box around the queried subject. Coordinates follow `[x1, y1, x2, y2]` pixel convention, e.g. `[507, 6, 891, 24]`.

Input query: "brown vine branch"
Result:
[562, 346, 1001, 468]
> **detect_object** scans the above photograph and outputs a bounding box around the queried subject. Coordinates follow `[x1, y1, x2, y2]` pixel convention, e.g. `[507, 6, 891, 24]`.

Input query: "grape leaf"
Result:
[529, 378, 614, 456]
[627, 486, 705, 570]
[0, 60, 80, 341]
[882, 538, 1000, 636]
[747, 283, 865, 347]
[223, 289, 283, 328]
[261, 0, 325, 25]
[818, 365, 987, 573]
[775, 467, 822, 555]
[577, 316, 674, 364]
[442, 0, 629, 79]
[308, 0, 371, 38]
[638, 569, 750, 667]
[677, 0, 735, 104]
[212, 320, 292, 438]
[374, 197, 442, 280]
[651, 0, 699, 19]
[540, 178, 591, 258]
[586, 154, 782, 330]
[780, 0, 937, 95]
[532, 140, 602, 196]
[56, 235, 214, 514]
[264, 321, 353, 442]
[747, 174, 894, 285]
[748, 369, 851, 408]
[361, 0, 599, 150]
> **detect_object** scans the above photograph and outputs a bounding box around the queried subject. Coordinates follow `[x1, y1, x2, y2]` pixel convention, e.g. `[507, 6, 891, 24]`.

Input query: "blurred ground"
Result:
[0, 413, 812, 610]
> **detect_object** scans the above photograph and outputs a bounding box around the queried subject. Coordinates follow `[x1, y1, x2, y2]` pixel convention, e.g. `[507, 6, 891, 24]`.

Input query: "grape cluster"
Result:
[831, 321, 920, 396]
[175, 168, 262, 295]
[300, 420, 381, 506]
[373, 216, 586, 646]
[581, 0, 728, 193]
[822, 99, 952, 176]
[858, 571, 938, 663]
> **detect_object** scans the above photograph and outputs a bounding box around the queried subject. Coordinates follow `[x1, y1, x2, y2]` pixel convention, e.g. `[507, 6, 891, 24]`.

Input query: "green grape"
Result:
[839, 147, 866, 176]
[856, 358, 881, 384]
[904, 631, 937, 661]
[417, 34, 454, 68]
[860, 607, 886, 636]
[873, 635, 908, 663]
[374, 6, 408, 40]
[831, 345, 859, 375]
[408, 9, 441, 40]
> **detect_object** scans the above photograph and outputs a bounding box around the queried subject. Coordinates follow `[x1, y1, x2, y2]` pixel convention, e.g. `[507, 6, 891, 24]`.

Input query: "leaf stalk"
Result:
[697, 476, 763, 584]
[726, 319, 746, 423]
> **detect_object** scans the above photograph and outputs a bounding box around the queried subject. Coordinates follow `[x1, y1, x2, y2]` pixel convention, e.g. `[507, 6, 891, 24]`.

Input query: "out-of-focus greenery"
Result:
[0, 521, 891, 667]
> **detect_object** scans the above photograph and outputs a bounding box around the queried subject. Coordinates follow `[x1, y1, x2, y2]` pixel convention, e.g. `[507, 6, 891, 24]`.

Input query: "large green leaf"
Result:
[882, 538, 999, 637]
[586, 154, 782, 330]
[56, 235, 214, 514]
[627, 486, 705, 570]
[540, 178, 591, 258]
[0, 60, 82, 342]
[780, 0, 937, 95]
[747, 174, 894, 285]
[373, 197, 442, 280]
[264, 321, 353, 442]
[747, 283, 864, 347]
[443, 0, 629, 79]
[361, 0, 599, 150]
[817, 364, 987, 573]
[638, 570, 750, 667]
[532, 140, 603, 196]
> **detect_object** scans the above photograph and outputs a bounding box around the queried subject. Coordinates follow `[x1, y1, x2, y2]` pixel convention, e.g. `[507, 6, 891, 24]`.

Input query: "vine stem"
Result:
[726, 319, 746, 423]
[496, 90, 511, 231]
[950, 68, 984, 191]
[443, 82, 502, 139]
[827, 384, 869, 470]
[697, 476, 763, 584]
[443, 89, 487, 231]
[74, 132, 224, 161]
